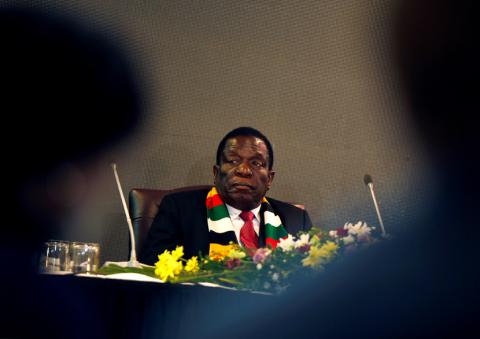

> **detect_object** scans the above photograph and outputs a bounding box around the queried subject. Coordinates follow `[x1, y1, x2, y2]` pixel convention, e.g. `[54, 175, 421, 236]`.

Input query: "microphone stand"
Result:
[111, 163, 141, 268]
[364, 174, 387, 237]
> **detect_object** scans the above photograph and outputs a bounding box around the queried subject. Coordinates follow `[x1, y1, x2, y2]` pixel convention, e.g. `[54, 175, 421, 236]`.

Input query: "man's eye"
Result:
[228, 159, 239, 164]
[252, 161, 264, 167]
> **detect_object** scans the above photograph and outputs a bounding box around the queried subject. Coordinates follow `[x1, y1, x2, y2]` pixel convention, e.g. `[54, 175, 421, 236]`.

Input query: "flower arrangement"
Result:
[100, 221, 379, 293]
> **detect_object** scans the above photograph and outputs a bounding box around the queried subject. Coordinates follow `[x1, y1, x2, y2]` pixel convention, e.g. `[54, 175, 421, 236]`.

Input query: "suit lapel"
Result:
[258, 203, 267, 247]
[186, 191, 211, 258]
[199, 199, 211, 256]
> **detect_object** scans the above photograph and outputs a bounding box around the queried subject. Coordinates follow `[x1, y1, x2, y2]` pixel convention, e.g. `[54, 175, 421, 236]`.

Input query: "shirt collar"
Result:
[225, 203, 262, 221]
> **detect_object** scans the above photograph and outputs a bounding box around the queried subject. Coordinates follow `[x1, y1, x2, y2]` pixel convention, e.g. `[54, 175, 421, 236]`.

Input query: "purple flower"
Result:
[296, 243, 311, 253]
[252, 248, 271, 264]
[337, 227, 349, 237]
[225, 258, 241, 269]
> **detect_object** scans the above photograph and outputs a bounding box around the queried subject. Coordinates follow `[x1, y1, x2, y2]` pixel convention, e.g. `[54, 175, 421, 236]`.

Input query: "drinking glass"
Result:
[39, 240, 71, 274]
[70, 242, 100, 274]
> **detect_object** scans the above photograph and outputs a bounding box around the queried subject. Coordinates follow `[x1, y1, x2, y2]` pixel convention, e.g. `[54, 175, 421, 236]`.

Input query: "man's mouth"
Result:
[230, 182, 256, 191]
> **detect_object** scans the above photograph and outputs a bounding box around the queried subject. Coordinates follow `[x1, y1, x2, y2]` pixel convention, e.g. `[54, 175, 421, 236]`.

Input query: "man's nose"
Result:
[235, 162, 253, 176]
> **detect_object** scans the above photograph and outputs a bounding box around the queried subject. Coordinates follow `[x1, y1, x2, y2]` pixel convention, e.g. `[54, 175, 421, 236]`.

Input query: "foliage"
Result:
[100, 222, 379, 294]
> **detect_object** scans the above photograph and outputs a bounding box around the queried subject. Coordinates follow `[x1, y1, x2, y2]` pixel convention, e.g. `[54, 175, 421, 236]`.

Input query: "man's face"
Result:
[214, 135, 275, 211]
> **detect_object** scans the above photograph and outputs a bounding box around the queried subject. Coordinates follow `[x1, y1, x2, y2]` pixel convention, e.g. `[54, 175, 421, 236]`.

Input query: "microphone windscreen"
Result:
[363, 174, 373, 186]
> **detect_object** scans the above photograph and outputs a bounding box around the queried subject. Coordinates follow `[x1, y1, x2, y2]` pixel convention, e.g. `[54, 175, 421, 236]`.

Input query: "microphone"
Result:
[363, 174, 387, 237]
[111, 162, 141, 267]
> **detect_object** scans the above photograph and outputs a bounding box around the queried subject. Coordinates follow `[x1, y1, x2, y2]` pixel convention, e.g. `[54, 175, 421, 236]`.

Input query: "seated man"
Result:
[140, 127, 313, 264]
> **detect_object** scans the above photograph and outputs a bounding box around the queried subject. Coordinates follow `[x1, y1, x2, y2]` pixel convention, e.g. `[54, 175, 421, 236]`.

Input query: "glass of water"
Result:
[39, 240, 71, 274]
[70, 242, 100, 274]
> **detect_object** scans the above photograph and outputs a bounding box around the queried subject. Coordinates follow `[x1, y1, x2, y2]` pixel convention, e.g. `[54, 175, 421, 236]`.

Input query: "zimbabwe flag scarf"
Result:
[206, 187, 289, 251]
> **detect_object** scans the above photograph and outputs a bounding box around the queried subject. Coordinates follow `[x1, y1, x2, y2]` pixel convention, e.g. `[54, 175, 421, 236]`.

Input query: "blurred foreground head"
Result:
[394, 0, 477, 166]
[0, 7, 142, 181]
[0, 7, 143, 238]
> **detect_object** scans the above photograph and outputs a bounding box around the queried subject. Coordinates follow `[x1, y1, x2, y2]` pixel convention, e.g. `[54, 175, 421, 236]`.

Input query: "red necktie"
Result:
[240, 211, 258, 249]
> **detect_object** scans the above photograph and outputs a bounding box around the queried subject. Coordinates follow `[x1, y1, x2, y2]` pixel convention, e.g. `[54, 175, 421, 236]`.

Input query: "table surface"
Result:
[2, 272, 273, 339]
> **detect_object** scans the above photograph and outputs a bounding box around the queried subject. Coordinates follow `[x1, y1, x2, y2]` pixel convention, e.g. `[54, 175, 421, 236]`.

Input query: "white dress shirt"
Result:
[225, 204, 261, 246]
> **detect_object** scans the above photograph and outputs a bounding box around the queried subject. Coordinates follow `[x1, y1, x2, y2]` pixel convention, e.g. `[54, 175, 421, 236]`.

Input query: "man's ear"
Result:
[267, 170, 276, 190]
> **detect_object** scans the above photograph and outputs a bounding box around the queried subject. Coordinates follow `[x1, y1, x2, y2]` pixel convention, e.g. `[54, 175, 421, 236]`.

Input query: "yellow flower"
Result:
[310, 234, 321, 246]
[302, 241, 338, 269]
[209, 243, 236, 261]
[154, 247, 184, 281]
[184, 256, 199, 272]
[227, 247, 246, 259]
[171, 246, 184, 260]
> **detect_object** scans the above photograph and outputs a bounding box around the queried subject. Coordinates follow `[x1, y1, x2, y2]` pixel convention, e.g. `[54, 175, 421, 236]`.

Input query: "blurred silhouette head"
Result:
[0, 8, 142, 181]
[394, 0, 477, 163]
[0, 7, 143, 238]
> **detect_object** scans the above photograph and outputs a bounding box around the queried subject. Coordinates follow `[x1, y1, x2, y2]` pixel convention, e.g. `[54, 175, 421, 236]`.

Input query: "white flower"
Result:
[294, 233, 310, 248]
[256, 263, 263, 270]
[271, 273, 280, 282]
[278, 234, 296, 252]
[329, 230, 338, 238]
[349, 221, 372, 237]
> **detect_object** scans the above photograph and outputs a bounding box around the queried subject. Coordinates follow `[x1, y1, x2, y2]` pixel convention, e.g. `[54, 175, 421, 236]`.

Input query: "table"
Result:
[3, 272, 272, 339]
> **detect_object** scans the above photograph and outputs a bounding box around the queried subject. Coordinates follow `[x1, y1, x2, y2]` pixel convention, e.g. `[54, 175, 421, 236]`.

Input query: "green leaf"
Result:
[98, 264, 157, 278]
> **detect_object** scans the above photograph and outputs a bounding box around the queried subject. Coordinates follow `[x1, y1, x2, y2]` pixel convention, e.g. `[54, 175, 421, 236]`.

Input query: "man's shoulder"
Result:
[163, 187, 211, 202]
[266, 196, 307, 214]
[266, 196, 312, 232]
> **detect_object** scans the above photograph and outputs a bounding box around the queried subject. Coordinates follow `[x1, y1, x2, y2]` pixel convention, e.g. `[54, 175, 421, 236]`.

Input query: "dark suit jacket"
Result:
[139, 188, 312, 265]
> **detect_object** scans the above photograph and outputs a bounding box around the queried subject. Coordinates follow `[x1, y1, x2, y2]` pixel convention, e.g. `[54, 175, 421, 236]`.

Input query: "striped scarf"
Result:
[206, 187, 289, 252]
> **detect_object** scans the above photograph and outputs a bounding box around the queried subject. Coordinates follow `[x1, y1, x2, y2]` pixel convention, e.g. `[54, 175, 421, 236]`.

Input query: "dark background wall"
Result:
[4, 1, 434, 263]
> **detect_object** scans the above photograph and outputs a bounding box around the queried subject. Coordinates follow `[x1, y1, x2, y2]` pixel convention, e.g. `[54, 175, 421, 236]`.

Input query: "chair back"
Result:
[128, 185, 211, 258]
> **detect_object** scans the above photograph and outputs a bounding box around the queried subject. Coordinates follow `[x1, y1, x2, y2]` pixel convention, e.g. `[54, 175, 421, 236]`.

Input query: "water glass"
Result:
[70, 242, 100, 274]
[39, 240, 71, 274]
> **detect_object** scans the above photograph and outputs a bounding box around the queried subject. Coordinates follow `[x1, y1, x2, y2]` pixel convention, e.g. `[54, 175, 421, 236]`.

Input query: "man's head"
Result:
[214, 127, 275, 211]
